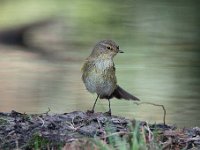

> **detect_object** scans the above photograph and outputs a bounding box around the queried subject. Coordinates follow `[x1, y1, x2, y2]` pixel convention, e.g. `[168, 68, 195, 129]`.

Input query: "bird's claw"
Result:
[86, 110, 94, 114]
[104, 110, 111, 116]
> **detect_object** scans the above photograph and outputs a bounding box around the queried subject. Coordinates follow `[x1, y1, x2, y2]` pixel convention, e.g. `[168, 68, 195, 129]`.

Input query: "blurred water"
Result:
[0, 0, 200, 127]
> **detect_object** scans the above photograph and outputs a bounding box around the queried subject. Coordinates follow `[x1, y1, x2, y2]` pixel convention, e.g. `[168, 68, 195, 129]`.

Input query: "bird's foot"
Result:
[104, 110, 111, 116]
[86, 109, 94, 114]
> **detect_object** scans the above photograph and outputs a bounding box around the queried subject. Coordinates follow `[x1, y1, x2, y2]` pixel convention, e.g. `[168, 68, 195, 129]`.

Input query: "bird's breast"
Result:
[94, 58, 113, 70]
[82, 58, 117, 97]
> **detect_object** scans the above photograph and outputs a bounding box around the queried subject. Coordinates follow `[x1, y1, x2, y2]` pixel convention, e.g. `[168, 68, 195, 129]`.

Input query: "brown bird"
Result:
[82, 40, 139, 115]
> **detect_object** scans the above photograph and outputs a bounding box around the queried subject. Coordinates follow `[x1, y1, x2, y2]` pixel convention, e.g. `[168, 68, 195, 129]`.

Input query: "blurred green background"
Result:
[0, 0, 200, 127]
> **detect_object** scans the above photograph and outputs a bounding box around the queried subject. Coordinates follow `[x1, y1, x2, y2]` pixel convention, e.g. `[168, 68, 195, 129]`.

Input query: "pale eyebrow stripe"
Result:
[101, 43, 109, 47]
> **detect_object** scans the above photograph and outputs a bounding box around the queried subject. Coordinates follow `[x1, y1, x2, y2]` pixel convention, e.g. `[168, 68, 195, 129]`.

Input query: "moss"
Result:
[0, 118, 8, 125]
[25, 133, 63, 149]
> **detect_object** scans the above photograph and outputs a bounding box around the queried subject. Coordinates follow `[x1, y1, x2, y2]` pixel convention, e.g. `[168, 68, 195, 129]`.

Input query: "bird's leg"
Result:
[87, 95, 99, 113]
[108, 99, 111, 114]
[104, 99, 111, 116]
[91, 95, 99, 112]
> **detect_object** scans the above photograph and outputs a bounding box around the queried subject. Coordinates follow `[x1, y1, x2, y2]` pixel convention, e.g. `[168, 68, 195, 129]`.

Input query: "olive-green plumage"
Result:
[82, 40, 139, 115]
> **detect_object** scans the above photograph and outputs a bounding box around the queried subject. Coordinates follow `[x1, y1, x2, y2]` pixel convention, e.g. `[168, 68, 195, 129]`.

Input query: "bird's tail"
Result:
[112, 85, 140, 100]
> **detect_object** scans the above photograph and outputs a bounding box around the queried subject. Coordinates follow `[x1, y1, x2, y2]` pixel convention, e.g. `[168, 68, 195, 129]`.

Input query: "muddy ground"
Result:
[0, 110, 200, 149]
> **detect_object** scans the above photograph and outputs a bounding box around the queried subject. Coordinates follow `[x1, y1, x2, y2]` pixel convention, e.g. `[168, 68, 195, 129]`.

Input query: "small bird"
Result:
[82, 40, 139, 115]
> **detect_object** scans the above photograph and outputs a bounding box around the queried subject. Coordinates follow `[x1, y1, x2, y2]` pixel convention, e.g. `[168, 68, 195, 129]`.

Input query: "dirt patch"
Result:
[0, 110, 199, 149]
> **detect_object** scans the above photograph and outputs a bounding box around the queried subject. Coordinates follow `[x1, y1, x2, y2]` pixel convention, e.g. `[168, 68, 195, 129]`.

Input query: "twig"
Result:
[134, 101, 167, 125]
[161, 137, 172, 149]
[143, 122, 154, 142]
[37, 116, 45, 127]
[65, 121, 81, 131]
[44, 107, 51, 115]
[186, 137, 200, 142]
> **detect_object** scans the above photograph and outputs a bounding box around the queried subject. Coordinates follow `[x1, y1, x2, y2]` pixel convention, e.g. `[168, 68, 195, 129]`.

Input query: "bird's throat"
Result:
[94, 58, 113, 71]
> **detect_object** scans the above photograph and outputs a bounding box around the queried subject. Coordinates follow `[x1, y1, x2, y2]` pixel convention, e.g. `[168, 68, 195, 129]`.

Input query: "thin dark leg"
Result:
[91, 95, 99, 113]
[108, 99, 111, 115]
[104, 99, 111, 116]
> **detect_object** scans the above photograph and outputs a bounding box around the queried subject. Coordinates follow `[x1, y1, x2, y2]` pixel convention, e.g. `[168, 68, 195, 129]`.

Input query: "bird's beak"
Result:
[118, 50, 124, 53]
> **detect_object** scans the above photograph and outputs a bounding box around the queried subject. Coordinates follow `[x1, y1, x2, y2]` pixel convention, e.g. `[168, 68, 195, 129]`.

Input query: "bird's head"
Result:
[90, 40, 124, 58]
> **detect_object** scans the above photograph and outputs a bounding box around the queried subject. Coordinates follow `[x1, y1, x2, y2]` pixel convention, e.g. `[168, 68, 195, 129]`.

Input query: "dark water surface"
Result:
[0, 0, 200, 127]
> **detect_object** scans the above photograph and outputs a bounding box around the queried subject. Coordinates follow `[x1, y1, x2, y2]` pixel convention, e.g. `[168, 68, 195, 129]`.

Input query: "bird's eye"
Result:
[107, 46, 111, 50]
[117, 46, 119, 49]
